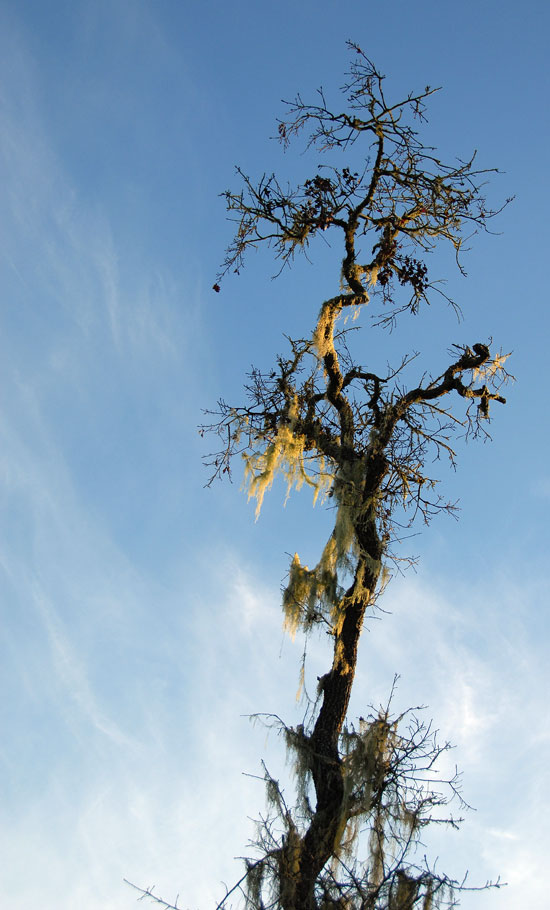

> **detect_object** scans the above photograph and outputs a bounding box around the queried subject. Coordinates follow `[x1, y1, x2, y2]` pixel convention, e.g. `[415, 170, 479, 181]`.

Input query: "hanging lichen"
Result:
[390, 871, 420, 910]
[243, 394, 332, 519]
[331, 460, 364, 562]
[423, 880, 434, 910]
[368, 264, 380, 286]
[295, 661, 306, 703]
[245, 859, 265, 910]
[280, 454, 386, 638]
[284, 725, 314, 818]
[472, 350, 511, 382]
[342, 716, 396, 806]
[312, 301, 339, 361]
[282, 552, 334, 638]
[369, 805, 386, 888]
[277, 823, 302, 908]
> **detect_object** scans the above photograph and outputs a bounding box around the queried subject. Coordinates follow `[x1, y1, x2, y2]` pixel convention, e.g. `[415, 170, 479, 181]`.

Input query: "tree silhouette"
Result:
[130, 43, 510, 910]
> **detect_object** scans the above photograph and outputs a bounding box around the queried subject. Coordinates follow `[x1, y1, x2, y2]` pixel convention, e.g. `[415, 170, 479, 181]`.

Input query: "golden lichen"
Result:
[283, 551, 339, 639]
[333, 638, 351, 675]
[347, 262, 377, 292]
[330, 459, 369, 572]
[472, 350, 511, 382]
[281, 458, 383, 637]
[348, 716, 396, 796]
[368, 264, 380, 286]
[312, 301, 337, 361]
[243, 395, 332, 520]
[296, 662, 305, 703]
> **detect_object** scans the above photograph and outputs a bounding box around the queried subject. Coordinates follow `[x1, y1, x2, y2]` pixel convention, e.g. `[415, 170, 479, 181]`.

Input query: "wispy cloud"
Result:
[0, 14, 215, 908]
[32, 584, 136, 747]
[0, 6, 547, 910]
[0, 17, 184, 364]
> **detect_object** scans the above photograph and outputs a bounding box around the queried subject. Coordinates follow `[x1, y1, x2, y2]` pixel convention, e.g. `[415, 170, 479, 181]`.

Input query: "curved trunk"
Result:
[284, 457, 387, 910]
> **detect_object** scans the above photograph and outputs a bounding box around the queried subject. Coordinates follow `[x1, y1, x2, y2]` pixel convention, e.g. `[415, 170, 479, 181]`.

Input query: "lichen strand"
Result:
[296, 711, 429, 895]
[312, 301, 339, 362]
[342, 716, 396, 802]
[348, 261, 378, 291]
[312, 295, 367, 365]
[472, 350, 511, 382]
[283, 459, 388, 638]
[282, 459, 370, 638]
[391, 872, 421, 910]
[284, 725, 314, 817]
[331, 460, 365, 563]
[423, 881, 435, 910]
[343, 721, 393, 848]
[278, 823, 303, 910]
[243, 396, 332, 520]
[282, 547, 340, 639]
[282, 709, 434, 910]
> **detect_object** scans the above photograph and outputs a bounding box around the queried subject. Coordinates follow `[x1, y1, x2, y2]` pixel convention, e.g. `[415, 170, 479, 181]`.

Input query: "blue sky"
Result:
[0, 1, 548, 907]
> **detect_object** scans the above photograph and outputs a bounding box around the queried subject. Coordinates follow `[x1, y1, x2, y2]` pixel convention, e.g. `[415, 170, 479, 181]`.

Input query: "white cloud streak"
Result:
[0, 7, 546, 910]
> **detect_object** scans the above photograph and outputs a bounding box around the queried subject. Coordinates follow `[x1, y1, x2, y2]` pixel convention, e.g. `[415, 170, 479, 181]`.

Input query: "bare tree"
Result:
[131, 44, 510, 910]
